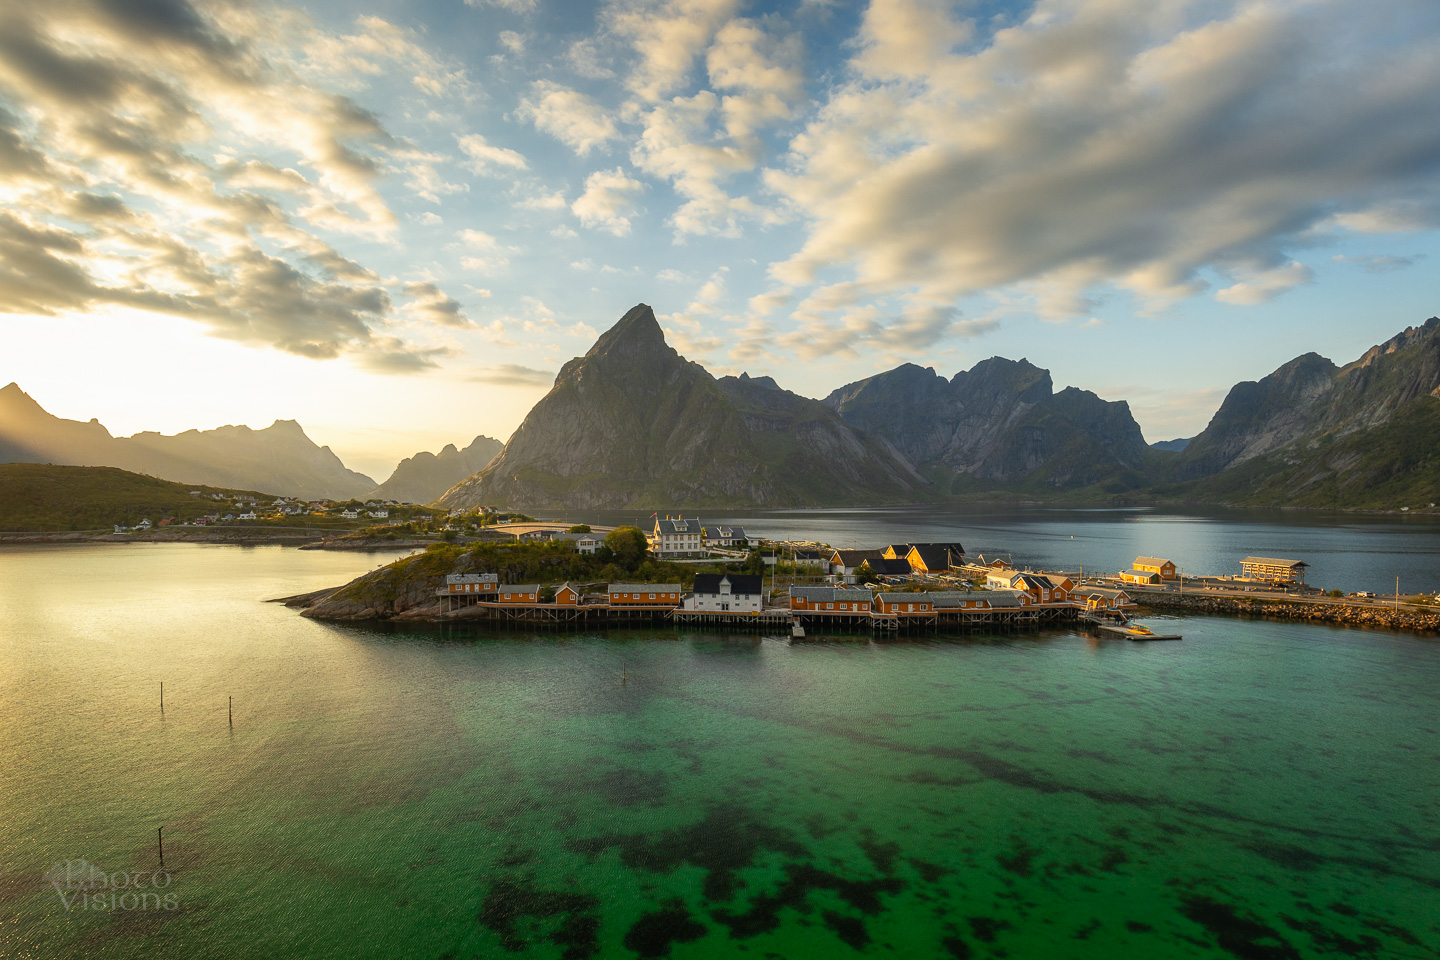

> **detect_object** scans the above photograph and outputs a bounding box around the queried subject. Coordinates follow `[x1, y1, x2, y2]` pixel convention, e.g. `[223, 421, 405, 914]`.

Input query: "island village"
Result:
[408, 514, 1344, 641]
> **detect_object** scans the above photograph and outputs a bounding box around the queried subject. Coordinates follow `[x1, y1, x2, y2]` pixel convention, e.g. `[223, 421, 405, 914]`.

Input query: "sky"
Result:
[1, 0, 1438, 481]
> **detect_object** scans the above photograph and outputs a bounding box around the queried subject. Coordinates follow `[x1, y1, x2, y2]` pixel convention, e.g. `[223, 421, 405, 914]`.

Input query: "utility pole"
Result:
[1396, 576, 1400, 614]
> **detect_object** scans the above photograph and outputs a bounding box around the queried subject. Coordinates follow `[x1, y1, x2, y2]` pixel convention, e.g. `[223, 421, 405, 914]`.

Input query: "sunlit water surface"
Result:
[0, 542, 1437, 960]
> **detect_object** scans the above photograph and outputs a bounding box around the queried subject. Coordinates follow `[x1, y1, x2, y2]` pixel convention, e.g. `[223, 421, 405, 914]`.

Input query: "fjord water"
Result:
[595, 505, 1440, 595]
[1, 543, 1437, 960]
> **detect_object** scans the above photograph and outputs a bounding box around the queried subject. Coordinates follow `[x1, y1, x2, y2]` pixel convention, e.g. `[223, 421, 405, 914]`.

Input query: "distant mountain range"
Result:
[0, 383, 499, 503]
[441, 306, 1440, 511]
[0, 384, 376, 500]
[364, 436, 503, 504]
[9, 307, 1437, 511]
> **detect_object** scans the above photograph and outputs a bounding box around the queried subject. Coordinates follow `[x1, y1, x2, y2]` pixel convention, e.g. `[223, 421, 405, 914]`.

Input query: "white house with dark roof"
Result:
[684, 574, 764, 613]
[652, 516, 705, 558]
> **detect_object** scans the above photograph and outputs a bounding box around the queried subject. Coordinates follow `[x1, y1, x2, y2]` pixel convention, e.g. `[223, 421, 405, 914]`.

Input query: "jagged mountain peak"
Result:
[587, 303, 669, 355]
[734, 372, 781, 390]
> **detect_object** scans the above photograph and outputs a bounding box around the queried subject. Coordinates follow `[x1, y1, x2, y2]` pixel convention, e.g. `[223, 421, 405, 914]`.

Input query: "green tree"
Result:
[605, 526, 649, 570]
[567, 523, 592, 533]
[854, 561, 879, 585]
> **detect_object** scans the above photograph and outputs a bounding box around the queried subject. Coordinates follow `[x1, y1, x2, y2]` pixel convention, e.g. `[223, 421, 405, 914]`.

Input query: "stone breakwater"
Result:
[1138, 593, 1440, 633]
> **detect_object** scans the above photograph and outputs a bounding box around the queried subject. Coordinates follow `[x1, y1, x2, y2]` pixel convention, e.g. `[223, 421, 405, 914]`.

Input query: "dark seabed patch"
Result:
[567, 805, 805, 901]
[822, 909, 870, 950]
[477, 876, 601, 959]
[1182, 897, 1301, 960]
[623, 900, 707, 958]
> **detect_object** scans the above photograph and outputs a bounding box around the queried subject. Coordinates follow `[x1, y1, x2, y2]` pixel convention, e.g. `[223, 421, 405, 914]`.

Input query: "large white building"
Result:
[652, 516, 706, 558]
[683, 574, 764, 613]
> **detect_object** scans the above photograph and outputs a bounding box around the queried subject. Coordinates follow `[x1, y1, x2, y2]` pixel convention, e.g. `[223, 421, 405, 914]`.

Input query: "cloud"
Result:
[767, 0, 1440, 315]
[606, 0, 742, 102]
[1331, 253, 1420, 273]
[464, 0, 537, 13]
[571, 167, 646, 235]
[655, 268, 688, 282]
[779, 296, 995, 361]
[403, 281, 470, 328]
[358, 337, 455, 373]
[514, 81, 619, 156]
[469, 363, 553, 386]
[302, 15, 476, 100]
[566, 39, 615, 80]
[514, 189, 567, 211]
[456, 134, 528, 174]
[1215, 261, 1314, 305]
[499, 31, 527, 55]
[0, 0, 474, 371]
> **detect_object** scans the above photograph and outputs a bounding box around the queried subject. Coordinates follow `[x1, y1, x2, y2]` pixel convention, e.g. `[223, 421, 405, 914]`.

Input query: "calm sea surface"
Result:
[593, 505, 1440, 595]
[1, 535, 1437, 960]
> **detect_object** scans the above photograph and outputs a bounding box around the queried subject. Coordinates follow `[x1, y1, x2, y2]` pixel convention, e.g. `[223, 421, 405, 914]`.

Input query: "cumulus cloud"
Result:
[0, 0, 468, 373]
[606, 0, 742, 102]
[456, 134, 528, 174]
[571, 168, 646, 235]
[403, 281, 470, 327]
[514, 81, 619, 156]
[767, 0, 1440, 315]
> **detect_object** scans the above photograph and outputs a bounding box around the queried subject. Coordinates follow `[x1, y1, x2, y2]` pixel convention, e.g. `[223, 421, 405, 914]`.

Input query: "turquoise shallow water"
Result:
[1, 544, 1438, 959]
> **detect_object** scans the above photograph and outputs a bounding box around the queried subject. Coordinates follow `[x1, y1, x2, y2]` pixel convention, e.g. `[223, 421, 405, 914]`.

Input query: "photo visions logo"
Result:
[45, 858, 177, 912]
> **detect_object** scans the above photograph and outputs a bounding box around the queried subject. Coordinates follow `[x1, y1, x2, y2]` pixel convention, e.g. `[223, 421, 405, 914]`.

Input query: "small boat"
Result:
[791, 621, 805, 639]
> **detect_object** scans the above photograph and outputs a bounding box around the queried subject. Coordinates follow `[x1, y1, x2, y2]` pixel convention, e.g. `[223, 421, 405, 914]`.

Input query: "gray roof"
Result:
[1085, 587, 1133, 600]
[609, 583, 682, 592]
[498, 584, 541, 593]
[704, 525, 747, 539]
[1135, 557, 1173, 566]
[654, 518, 701, 535]
[983, 592, 1025, 608]
[790, 586, 874, 602]
[1015, 573, 1056, 589]
[924, 590, 979, 607]
[1240, 557, 1307, 568]
[876, 593, 929, 604]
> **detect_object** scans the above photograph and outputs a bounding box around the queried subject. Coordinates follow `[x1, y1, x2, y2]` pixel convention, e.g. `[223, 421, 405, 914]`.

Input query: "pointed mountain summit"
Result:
[437, 304, 927, 510]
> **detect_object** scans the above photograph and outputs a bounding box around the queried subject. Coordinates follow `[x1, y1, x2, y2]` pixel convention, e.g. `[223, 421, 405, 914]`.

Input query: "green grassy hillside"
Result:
[1154, 396, 1440, 509]
[0, 464, 274, 531]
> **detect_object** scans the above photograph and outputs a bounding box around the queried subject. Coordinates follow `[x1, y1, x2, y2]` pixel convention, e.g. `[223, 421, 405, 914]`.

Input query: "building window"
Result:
[649, 593, 656, 600]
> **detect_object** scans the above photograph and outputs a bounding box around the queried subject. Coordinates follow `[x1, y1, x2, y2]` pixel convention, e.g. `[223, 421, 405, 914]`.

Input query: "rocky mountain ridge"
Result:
[0, 383, 375, 500]
[823, 358, 1150, 492]
[437, 304, 928, 510]
[365, 435, 503, 504]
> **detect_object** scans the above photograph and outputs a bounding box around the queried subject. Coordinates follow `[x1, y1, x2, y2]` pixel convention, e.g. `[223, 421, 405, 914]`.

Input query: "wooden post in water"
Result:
[160, 682, 164, 712]
[157, 826, 164, 866]
[228, 696, 232, 726]
[622, 662, 626, 685]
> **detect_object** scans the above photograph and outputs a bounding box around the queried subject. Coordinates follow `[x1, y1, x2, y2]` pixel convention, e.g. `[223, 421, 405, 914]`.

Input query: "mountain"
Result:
[437, 304, 928, 510]
[366, 435, 504, 504]
[1163, 317, 1440, 506]
[823, 359, 1151, 493]
[0, 384, 375, 499]
[1150, 438, 1192, 452]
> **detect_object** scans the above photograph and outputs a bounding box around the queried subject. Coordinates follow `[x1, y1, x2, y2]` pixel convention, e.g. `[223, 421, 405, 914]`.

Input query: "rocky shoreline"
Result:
[1138, 592, 1440, 633]
[0, 529, 328, 545]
